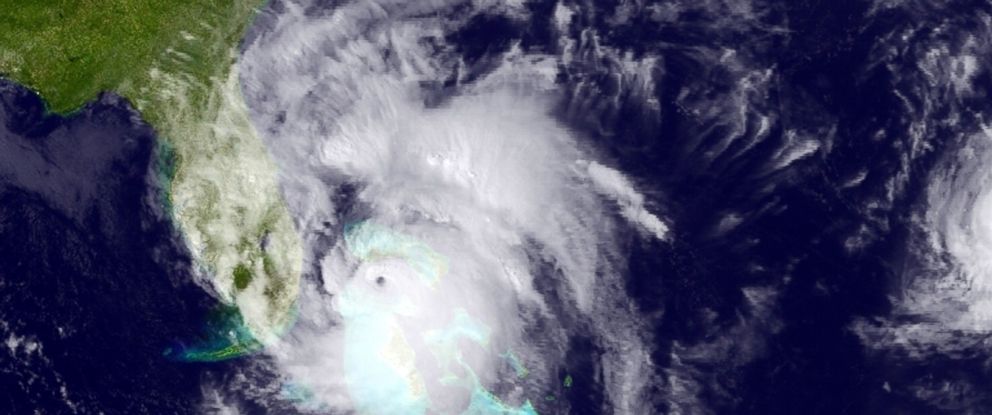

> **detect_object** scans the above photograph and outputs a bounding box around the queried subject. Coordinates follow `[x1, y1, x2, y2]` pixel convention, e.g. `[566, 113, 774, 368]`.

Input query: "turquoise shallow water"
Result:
[337, 221, 536, 414]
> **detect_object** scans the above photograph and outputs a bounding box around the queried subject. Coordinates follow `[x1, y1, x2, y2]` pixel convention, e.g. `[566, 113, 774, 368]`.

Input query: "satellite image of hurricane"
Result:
[4, 0, 992, 413]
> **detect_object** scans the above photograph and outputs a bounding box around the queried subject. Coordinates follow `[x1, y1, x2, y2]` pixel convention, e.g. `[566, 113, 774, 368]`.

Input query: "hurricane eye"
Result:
[375, 276, 386, 286]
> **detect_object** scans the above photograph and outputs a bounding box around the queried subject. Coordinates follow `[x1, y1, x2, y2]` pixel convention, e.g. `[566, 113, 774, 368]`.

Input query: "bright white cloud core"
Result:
[237, 1, 664, 413]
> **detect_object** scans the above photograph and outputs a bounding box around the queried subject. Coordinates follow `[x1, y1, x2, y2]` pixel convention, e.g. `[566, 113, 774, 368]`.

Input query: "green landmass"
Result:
[0, 0, 303, 346]
[0, 0, 251, 113]
[164, 305, 263, 362]
[233, 262, 253, 290]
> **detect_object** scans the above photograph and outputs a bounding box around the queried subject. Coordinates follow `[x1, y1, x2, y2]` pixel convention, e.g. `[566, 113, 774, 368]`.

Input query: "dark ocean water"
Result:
[4, 0, 992, 414]
[536, 0, 992, 413]
[0, 81, 246, 414]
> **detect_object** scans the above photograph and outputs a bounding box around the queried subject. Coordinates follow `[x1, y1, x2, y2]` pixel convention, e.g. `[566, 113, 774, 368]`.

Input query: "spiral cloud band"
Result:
[234, 0, 667, 413]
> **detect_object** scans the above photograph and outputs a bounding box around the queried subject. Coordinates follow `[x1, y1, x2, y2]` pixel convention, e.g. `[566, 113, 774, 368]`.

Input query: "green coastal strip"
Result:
[163, 305, 263, 362]
[0, 0, 302, 347]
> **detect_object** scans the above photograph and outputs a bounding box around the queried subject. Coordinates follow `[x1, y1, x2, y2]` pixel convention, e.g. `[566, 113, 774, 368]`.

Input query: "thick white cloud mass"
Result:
[856, 126, 992, 358]
[926, 130, 992, 325]
[849, 10, 992, 362]
[235, 0, 666, 413]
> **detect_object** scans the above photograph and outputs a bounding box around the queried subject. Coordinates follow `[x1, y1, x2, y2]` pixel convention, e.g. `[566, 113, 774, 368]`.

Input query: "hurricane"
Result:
[230, 0, 667, 413]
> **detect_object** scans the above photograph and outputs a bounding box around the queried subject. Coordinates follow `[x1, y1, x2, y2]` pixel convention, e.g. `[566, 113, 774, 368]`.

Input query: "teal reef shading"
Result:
[501, 349, 529, 379]
[344, 221, 448, 285]
[424, 308, 493, 378]
[163, 305, 262, 362]
[335, 221, 539, 414]
[281, 381, 332, 412]
[464, 381, 539, 415]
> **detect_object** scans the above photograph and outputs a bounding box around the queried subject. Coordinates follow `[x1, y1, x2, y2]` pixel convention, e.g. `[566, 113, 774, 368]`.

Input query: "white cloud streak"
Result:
[237, 0, 663, 413]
